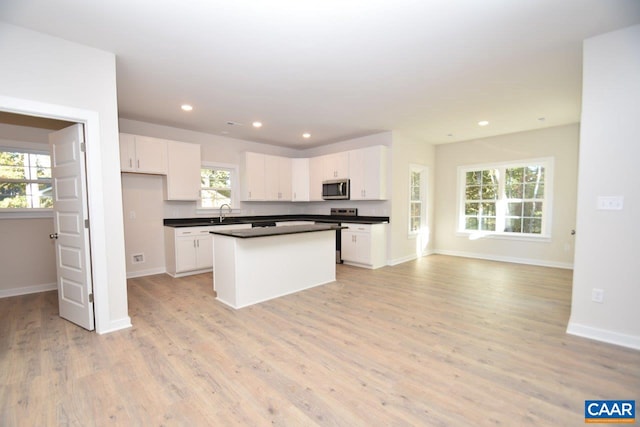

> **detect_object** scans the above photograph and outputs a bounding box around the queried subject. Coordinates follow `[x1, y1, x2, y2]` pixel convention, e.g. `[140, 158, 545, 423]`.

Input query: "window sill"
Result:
[455, 230, 551, 243]
[0, 209, 53, 219]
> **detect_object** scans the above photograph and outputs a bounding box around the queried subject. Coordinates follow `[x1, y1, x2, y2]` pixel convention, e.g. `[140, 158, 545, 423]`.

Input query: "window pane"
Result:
[411, 171, 420, 187]
[0, 182, 27, 207]
[411, 186, 420, 200]
[410, 216, 420, 232]
[481, 169, 498, 184]
[506, 183, 523, 198]
[507, 202, 523, 216]
[411, 202, 421, 217]
[506, 167, 524, 185]
[466, 171, 481, 185]
[525, 166, 544, 183]
[465, 202, 479, 215]
[504, 218, 522, 233]
[481, 185, 498, 200]
[480, 218, 496, 231]
[481, 202, 496, 216]
[523, 202, 543, 217]
[466, 186, 480, 200]
[465, 217, 478, 230]
[523, 218, 542, 234]
[524, 183, 544, 199]
[0, 165, 28, 180]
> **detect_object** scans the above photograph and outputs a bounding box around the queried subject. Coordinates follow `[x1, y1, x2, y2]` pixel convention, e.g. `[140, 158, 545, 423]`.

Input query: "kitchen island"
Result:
[211, 224, 343, 309]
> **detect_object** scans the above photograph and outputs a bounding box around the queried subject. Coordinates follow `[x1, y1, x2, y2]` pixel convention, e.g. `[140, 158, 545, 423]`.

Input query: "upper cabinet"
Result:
[291, 158, 310, 202]
[241, 152, 266, 201]
[321, 152, 349, 180]
[165, 141, 201, 201]
[264, 155, 292, 201]
[348, 146, 387, 200]
[308, 156, 324, 201]
[119, 133, 167, 174]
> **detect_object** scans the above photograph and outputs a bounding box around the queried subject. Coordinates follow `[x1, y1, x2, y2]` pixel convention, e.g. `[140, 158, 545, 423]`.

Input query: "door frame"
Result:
[0, 95, 111, 333]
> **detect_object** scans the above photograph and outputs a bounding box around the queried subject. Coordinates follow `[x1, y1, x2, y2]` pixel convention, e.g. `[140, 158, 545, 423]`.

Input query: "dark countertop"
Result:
[164, 214, 389, 228]
[210, 223, 345, 239]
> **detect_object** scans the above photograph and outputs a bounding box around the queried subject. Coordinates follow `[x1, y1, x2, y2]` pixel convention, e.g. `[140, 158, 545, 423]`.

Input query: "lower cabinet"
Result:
[165, 224, 251, 277]
[341, 223, 387, 269]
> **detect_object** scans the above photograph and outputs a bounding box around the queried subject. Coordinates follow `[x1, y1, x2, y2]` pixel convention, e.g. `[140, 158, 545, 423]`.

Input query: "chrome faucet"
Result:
[219, 203, 232, 223]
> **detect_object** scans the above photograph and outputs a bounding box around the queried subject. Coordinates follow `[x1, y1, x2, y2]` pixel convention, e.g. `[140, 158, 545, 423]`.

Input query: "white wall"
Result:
[434, 124, 579, 268]
[0, 23, 130, 333]
[388, 132, 435, 264]
[567, 25, 640, 350]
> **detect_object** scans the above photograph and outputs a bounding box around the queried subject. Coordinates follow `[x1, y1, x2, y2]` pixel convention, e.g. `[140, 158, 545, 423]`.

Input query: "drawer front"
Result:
[175, 226, 215, 237]
[341, 223, 371, 233]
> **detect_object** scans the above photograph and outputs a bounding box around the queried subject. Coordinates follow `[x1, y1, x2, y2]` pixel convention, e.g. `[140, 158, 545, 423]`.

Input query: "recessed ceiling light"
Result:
[447, 133, 453, 137]
[181, 104, 193, 112]
[478, 120, 489, 126]
[538, 117, 546, 121]
[252, 121, 262, 128]
[302, 133, 311, 139]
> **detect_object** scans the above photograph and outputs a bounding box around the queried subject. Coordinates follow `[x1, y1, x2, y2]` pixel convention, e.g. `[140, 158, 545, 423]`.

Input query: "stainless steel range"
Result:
[331, 207, 357, 263]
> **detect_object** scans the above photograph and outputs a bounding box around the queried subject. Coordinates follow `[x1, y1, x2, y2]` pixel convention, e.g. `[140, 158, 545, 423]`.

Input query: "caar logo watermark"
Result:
[585, 400, 635, 423]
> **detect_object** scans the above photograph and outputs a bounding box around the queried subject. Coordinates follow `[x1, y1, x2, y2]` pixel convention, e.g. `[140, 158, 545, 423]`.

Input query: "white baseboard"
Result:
[387, 250, 434, 267]
[0, 282, 57, 298]
[126, 267, 166, 279]
[433, 249, 574, 269]
[566, 322, 640, 350]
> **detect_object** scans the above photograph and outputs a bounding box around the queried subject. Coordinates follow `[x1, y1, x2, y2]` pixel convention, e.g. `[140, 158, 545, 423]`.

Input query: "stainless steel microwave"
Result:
[322, 179, 350, 200]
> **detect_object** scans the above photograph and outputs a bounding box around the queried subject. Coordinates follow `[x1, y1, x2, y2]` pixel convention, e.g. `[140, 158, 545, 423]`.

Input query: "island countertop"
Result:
[210, 223, 344, 239]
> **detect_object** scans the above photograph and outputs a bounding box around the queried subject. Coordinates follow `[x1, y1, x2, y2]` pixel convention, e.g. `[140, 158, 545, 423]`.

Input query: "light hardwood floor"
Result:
[1, 255, 639, 426]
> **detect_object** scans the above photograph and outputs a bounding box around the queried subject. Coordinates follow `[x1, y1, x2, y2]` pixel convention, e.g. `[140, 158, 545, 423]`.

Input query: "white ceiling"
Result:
[2, 1, 640, 148]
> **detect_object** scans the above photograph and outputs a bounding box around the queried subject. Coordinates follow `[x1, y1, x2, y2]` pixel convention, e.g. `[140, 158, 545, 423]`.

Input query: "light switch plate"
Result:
[597, 196, 624, 210]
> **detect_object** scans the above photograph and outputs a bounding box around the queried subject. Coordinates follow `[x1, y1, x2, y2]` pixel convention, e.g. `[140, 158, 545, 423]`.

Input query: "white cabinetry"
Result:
[291, 158, 310, 202]
[264, 155, 292, 201]
[321, 152, 349, 180]
[165, 224, 251, 277]
[309, 156, 324, 201]
[119, 133, 167, 174]
[242, 152, 266, 201]
[348, 146, 387, 200]
[165, 141, 201, 200]
[165, 226, 214, 277]
[341, 223, 387, 269]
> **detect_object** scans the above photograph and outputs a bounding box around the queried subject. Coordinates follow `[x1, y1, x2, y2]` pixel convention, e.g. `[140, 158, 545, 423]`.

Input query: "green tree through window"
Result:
[200, 166, 233, 208]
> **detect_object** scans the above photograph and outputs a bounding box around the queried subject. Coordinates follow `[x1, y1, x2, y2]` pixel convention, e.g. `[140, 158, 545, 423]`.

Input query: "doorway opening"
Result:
[0, 111, 95, 330]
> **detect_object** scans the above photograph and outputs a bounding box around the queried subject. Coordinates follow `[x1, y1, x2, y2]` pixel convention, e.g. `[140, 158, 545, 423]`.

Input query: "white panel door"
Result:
[49, 124, 95, 331]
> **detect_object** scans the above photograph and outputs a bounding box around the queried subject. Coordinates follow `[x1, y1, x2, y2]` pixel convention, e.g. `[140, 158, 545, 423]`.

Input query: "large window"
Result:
[459, 158, 552, 238]
[199, 162, 238, 209]
[0, 148, 52, 209]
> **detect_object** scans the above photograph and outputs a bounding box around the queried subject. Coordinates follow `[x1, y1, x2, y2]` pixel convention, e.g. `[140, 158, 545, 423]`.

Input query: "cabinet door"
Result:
[309, 157, 324, 201]
[348, 149, 366, 200]
[176, 237, 198, 272]
[119, 133, 136, 172]
[341, 231, 358, 263]
[195, 234, 213, 269]
[291, 158, 310, 202]
[324, 152, 349, 179]
[243, 152, 266, 200]
[165, 141, 201, 200]
[134, 136, 167, 174]
[264, 154, 280, 201]
[278, 157, 292, 200]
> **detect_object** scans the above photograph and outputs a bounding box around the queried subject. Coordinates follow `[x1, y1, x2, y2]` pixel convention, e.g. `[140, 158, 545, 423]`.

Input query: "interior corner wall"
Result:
[389, 132, 435, 265]
[567, 24, 640, 350]
[0, 23, 130, 333]
[433, 124, 579, 268]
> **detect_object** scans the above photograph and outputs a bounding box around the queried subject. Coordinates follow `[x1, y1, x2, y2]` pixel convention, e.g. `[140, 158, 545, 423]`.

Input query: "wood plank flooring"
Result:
[1, 255, 639, 426]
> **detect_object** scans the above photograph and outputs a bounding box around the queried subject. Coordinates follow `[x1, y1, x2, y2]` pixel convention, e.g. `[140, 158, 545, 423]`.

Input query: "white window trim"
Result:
[0, 146, 53, 217]
[408, 164, 428, 238]
[455, 157, 554, 241]
[196, 161, 241, 213]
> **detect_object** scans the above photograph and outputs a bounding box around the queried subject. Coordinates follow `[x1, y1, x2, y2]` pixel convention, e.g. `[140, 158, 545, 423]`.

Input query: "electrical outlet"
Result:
[592, 288, 604, 303]
[597, 196, 624, 210]
[132, 253, 144, 264]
